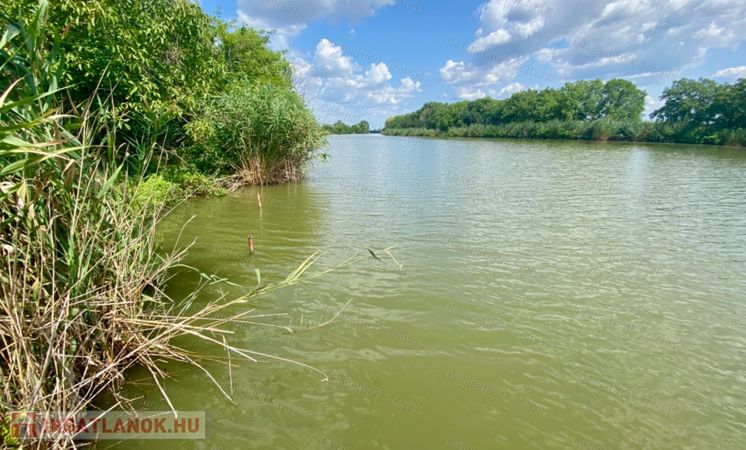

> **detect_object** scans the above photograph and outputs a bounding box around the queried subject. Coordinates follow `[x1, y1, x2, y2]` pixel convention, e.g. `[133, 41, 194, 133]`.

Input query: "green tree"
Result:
[501, 90, 542, 122]
[354, 120, 370, 134]
[652, 78, 720, 124]
[713, 78, 746, 130]
[557, 80, 605, 121]
[322, 120, 371, 134]
[652, 78, 722, 141]
[218, 24, 292, 88]
[600, 79, 646, 121]
[6, 0, 223, 119]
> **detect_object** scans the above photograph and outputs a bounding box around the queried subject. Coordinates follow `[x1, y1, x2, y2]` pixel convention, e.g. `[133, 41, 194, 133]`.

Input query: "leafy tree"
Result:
[354, 120, 370, 134]
[501, 90, 539, 122]
[652, 78, 720, 124]
[2, 0, 328, 178]
[652, 78, 724, 141]
[7, 0, 223, 119]
[600, 79, 646, 121]
[713, 78, 746, 130]
[322, 120, 371, 134]
[557, 80, 605, 121]
[464, 98, 502, 125]
[218, 24, 292, 88]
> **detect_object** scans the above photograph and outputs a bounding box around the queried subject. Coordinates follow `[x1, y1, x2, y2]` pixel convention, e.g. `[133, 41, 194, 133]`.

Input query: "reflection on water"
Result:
[115, 135, 746, 450]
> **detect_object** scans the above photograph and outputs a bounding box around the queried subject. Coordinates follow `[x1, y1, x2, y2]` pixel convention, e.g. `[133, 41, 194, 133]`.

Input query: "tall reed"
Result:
[186, 82, 327, 186]
[1, 6, 326, 448]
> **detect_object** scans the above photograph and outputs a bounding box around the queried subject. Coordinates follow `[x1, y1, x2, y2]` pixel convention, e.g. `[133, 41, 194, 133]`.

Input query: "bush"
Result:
[1, 11, 320, 448]
[132, 171, 227, 209]
[177, 171, 228, 197]
[717, 128, 746, 146]
[186, 82, 326, 185]
[133, 175, 183, 208]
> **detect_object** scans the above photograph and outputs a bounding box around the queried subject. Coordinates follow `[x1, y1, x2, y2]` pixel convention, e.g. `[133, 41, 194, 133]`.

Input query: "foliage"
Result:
[600, 79, 647, 121]
[1, 0, 322, 176]
[218, 23, 292, 88]
[186, 82, 327, 184]
[385, 79, 647, 132]
[652, 78, 746, 144]
[385, 77, 744, 146]
[131, 170, 226, 213]
[384, 119, 687, 143]
[323, 120, 370, 134]
[133, 174, 183, 208]
[3, 0, 222, 132]
[1, 7, 328, 449]
[173, 171, 228, 197]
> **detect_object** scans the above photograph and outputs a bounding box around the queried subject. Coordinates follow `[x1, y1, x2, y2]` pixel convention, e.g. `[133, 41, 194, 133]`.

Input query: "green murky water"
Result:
[113, 135, 746, 449]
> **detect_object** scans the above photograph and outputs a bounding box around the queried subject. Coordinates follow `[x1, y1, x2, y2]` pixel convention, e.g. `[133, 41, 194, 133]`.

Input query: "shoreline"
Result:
[381, 128, 746, 149]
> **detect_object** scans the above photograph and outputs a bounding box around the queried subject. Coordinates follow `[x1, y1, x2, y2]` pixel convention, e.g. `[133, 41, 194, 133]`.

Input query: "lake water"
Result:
[116, 135, 746, 449]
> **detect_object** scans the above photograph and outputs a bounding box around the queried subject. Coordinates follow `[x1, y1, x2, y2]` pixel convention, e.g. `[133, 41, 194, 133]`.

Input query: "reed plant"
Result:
[186, 82, 327, 186]
[0, 6, 328, 448]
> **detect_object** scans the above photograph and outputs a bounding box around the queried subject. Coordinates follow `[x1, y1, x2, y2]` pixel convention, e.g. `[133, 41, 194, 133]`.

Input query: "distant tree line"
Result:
[383, 78, 746, 146]
[323, 120, 371, 134]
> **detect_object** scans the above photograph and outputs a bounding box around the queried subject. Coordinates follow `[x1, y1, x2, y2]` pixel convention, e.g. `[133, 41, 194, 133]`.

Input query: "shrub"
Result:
[178, 171, 228, 197]
[186, 82, 326, 185]
[133, 174, 183, 208]
[1, 10, 323, 448]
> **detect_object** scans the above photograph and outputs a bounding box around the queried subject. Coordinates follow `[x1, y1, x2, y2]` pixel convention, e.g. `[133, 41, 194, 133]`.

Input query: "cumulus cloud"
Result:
[442, 0, 746, 97]
[366, 62, 393, 86]
[440, 57, 525, 88]
[499, 81, 526, 96]
[455, 88, 488, 100]
[452, 82, 526, 100]
[237, 0, 395, 47]
[292, 39, 422, 125]
[714, 66, 746, 79]
[312, 38, 357, 76]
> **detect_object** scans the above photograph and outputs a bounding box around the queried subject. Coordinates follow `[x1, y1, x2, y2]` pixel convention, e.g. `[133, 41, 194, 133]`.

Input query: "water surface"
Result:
[116, 135, 746, 450]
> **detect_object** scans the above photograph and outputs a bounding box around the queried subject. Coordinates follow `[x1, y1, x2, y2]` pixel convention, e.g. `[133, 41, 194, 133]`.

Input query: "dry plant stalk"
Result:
[0, 108, 327, 450]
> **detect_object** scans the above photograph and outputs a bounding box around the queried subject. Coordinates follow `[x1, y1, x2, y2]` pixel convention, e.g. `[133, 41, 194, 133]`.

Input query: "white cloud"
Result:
[237, 0, 395, 47]
[312, 39, 357, 76]
[534, 47, 558, 63]
[292, 39, 422, 126]
[439, 57, 526, 100]
[440, 60, 471, 84]
[440, 58, 525, 87]
[499, 82, 526, 97]
[456, 0, 746, 84]
[469, 29, 512, 53]
[714, 65, 746, 79]
[366, 62, 393, 86]
[455, 88, 488, 100]
[441, 0, 746, 98]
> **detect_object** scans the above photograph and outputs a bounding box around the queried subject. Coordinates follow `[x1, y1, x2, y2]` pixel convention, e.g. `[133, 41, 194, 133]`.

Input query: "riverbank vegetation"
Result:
[1, 1, 326, 447]
[2, 0, 325, 191]
[383, 78, 746, 146]
[323, 120, 371, 135]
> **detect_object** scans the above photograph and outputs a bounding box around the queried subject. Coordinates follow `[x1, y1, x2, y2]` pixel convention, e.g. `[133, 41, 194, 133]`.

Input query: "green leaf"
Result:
[0, 158, 30, 176]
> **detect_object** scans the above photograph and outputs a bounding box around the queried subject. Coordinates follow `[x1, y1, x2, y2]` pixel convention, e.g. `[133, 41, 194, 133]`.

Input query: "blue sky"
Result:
[200, 0, 746, 128]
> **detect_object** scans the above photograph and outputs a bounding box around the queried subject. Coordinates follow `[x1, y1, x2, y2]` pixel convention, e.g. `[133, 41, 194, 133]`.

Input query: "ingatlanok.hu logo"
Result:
[7, 411, 205, 441]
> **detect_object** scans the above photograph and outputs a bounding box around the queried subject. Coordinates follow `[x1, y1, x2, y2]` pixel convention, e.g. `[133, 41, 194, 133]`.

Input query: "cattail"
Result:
[248, 234, 254, 253]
